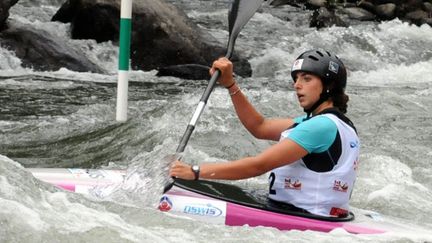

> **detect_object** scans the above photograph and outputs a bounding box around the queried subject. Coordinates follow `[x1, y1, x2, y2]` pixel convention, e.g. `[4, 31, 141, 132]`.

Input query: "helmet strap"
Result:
[304, 89, 330, 119]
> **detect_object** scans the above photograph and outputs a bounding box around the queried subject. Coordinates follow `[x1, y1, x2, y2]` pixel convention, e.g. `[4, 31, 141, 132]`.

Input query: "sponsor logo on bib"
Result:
[333, 180, 349, 192]
[284, 178, 302, 190]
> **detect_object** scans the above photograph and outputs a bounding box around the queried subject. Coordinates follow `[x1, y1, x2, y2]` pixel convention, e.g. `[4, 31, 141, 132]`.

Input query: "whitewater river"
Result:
[1, 0, 432, 242]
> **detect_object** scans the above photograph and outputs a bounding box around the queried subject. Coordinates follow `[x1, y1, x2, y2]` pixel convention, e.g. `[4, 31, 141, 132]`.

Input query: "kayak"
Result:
[28, 167, 400, 234]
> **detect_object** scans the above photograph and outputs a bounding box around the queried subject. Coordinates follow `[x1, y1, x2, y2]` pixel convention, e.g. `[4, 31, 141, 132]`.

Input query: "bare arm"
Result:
[211, 57, 295, 141]
[170, 139, 308, 180]
[227, 83, 294, 141]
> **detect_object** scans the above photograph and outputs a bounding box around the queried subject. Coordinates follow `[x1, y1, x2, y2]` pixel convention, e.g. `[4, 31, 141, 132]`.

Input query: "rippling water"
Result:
[1, 0, 432, 242]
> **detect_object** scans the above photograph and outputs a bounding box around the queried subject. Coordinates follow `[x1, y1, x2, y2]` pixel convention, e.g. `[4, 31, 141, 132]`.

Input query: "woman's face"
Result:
[293, 72, 324, 110]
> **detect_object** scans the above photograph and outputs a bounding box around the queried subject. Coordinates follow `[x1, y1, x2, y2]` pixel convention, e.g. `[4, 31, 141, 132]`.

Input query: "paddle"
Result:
[163, 0, 264, 191]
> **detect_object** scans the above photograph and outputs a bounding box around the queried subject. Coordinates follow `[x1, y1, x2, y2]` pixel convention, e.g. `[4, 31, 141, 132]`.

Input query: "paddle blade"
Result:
[226, 0, 264, 58]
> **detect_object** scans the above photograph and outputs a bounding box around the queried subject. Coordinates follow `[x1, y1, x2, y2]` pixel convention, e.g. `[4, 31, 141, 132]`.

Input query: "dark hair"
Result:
[329, 85, 349, 114]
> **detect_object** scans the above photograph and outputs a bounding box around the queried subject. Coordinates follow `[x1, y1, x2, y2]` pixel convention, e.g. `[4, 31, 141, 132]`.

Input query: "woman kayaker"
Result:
[169, 50, 360, 217]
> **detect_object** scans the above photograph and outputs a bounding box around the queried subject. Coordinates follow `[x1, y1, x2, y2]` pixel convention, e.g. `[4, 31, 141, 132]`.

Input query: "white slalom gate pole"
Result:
[116, 0, 133, 122]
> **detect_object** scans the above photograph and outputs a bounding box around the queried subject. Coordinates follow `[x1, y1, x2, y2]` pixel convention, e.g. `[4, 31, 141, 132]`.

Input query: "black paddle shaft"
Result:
[176, 69, 221, 153]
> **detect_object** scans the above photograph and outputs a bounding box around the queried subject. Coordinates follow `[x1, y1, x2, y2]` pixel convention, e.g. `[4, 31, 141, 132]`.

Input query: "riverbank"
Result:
[270, 0, 432, 28]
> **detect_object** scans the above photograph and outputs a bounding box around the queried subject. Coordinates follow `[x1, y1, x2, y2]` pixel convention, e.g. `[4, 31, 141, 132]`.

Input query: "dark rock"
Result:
[403, 0, 424, 12]
[405, 9, 429, 25]
[156, 64, 210, 80]
[310, 7, 348, 28]
[394, 0, 424, 17]
[341, 3, 358, 8]
[51, 0, 252, 79]
[343, 7, 376, 21]
[52, 0, 119, 43]
[268, 0, 432, 28]
[372, 0, 401, 4]
[0, 0, 19, 31]
[270, 0, 305, 7]
[51, 0, 78, 23]
[305, 0, 326, 10]
[358, 1, 376, 13]
[375, 3, 396, 19]
[424, 17, 432, 25]
[424, 2, 432, 13]
[0, 23, 105, 73]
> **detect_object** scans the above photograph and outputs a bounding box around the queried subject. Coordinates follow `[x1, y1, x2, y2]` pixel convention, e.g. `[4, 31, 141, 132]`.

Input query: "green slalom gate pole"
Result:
[116, 0, 133, 122]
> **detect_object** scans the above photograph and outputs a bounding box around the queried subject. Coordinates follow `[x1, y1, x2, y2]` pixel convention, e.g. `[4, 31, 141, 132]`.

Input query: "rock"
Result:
[310, 7, 348, 28]
[270, 0, 305, 7]
[358, 1, 376, 13]
[341, 3, 358, 8]
[0, 22, 105, 73]
[343, 7, 376, 21]
[375, 3, 396, 19]
[0, 0, 19, 31]
[51, 0, 252, 79]
[52, 0, 119, 43]
[394, 0, 424, 17]
[404, 9, 429, 25]
[402, 0, 424, 12]
[424, 2, 432, 13]
[424, 18, 432, 25]
[305, 0, 326, 10]
[372, 0, 402, 4]
[156, 64, 210, 80]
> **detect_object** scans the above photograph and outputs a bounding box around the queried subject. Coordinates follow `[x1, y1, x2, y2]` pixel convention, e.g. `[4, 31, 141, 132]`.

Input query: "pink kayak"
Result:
[28, 167, 407, 234]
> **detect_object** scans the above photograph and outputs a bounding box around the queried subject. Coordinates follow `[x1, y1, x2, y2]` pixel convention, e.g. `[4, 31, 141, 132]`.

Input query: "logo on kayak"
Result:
[333, 180, 349, 192]
[284, 178, 302, 190]
[158, 196, 173, 212]
[183, 203, 222, 217]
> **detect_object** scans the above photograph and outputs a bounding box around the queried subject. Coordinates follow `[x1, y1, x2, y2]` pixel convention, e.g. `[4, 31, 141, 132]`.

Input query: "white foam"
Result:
[249, 48, 292, 78]
[0, 198, 49, 231]
[350, 61, 432, 86]
[0, 47, 23, 70]
[378, 19, 432, 41]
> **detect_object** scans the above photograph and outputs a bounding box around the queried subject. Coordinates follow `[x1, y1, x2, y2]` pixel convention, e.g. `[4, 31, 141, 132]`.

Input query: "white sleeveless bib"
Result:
[268, 114, 360, 216]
